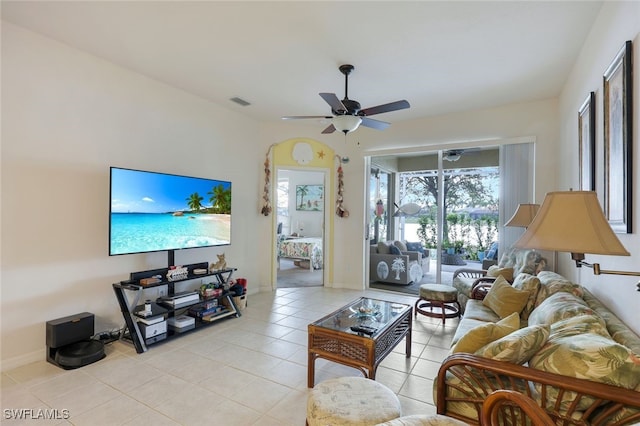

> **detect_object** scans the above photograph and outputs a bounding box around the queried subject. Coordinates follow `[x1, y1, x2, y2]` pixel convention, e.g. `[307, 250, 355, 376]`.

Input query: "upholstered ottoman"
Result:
[307, 376, 402, 426]
[414, 284, 461, 324]
[376, 414, 469, 425]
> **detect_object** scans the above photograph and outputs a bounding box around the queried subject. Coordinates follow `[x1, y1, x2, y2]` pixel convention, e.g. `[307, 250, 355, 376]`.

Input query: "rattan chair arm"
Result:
[452, 268, 488, 280]
[480, 390, 555, 426]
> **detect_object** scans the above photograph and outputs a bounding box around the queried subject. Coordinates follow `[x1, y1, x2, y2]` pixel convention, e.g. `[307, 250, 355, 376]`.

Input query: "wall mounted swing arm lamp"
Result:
[570, 252, 640, 277]
[512, 191, 640, 291]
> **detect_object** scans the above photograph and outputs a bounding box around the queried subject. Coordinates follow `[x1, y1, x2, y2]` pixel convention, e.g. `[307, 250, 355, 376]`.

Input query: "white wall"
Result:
[1, 23, 262, 368]
[557, 2, 640, 335]
[259, 98, 561, 290]
[3, 1, 638, 368]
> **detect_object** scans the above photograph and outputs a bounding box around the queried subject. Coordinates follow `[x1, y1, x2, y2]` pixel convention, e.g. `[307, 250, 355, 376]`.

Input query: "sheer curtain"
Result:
[499, 142, 535, 252]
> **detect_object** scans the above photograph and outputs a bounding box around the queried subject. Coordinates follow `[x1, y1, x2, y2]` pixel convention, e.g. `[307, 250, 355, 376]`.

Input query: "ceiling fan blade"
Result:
[360, 100, 410, 116]
[360, 117, 390, 131]
[281, 115, 333, 120]
[321, 124, 336, 134]
[319, 93, 347, 113]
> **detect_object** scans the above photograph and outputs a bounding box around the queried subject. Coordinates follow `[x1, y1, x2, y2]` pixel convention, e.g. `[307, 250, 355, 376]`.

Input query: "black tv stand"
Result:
[112, 262, 239, 353]
[168, 249, 175, 268]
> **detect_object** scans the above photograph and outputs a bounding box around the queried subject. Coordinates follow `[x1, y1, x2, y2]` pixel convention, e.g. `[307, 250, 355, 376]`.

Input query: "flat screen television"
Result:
[109, 167, 231, 263]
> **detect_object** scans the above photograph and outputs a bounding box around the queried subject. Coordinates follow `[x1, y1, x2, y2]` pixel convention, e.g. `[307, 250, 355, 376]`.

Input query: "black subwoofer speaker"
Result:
[46, 312, 105, 369]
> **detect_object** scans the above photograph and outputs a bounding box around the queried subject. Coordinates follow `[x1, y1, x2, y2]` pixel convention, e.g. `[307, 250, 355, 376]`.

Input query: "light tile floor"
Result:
[1, 287, 459, 425]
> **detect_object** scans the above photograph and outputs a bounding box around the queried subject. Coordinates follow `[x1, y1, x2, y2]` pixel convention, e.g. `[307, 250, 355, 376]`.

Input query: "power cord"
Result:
[92, 327, 124, 344]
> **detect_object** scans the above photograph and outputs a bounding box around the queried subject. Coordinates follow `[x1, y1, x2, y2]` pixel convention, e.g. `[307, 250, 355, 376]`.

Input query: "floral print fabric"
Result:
[475, 324, 550, 365]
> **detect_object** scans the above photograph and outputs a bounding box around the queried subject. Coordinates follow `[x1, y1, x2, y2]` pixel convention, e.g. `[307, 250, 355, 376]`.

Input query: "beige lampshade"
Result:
[513, 191, 630, 256]
[505, 203, 539, 227]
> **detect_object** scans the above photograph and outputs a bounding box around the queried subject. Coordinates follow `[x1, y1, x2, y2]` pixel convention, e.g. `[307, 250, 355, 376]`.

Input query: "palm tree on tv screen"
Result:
[186, 192, 204, 212]
[208, 184, 231, 214]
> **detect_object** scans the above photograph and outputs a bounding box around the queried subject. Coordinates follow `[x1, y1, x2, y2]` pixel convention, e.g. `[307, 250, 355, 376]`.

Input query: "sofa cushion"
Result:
[511, 273, 541, 320]
[528, 292, 595, 326]
[463, 300, 501, 323]
[451, 312, 519, 353]
[482, 276, 530, 319]
[486, 265, 514, 282]
[475, 324, 550, 365]
[548, 314, 610, 340]
[535, 270, 583, 307]
[530, 333, 640, 410]
[582, 289, 640, 355]
[393, 240, 408, 252]
[377, 241, 391, 254]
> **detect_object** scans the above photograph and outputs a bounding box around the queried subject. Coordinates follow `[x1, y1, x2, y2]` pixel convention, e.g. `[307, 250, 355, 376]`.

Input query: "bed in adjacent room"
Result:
[278, 237, 323, 271]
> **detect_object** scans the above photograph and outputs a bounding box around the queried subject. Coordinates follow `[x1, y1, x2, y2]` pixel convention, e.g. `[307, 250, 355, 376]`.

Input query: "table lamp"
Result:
[513, 191, 639, 287]
[505, 203, 539, 228]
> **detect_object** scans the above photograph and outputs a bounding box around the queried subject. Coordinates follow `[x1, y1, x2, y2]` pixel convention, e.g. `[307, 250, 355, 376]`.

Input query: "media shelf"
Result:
[112, 262, 240, 353]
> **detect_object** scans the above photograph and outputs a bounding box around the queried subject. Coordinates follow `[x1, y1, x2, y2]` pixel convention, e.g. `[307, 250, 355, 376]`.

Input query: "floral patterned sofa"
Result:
[436, 270, 640, 425]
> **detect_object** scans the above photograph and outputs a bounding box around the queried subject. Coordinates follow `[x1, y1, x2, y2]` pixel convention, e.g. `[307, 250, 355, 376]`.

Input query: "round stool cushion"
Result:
[376, 414, 470, 425]
[307, 376, 402, 426]
[419, 284, 458, 302]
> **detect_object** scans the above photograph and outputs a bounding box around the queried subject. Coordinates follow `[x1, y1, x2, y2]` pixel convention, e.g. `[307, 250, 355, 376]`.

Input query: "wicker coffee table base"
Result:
[307, 308, 412, 387]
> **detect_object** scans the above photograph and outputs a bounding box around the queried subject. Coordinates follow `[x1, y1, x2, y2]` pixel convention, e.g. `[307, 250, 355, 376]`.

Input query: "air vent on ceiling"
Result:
[230, 97, 251, 107]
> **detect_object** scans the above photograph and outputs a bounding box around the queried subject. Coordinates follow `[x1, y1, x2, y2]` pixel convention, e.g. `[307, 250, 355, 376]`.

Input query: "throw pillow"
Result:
[406, 241, 425, 254]
[486, 241, 499, 261]
[482, 275, 530, 319]
[511, 273, 541, 320]
[487, 265, 514, 282]
[389, 244, 402, 255]
[377, 241, 391, 255]
[393, 240, 408, 252]
[451, 312, 519, 353]
[528, 292, 594, 326]
[475, 324, 550, 365]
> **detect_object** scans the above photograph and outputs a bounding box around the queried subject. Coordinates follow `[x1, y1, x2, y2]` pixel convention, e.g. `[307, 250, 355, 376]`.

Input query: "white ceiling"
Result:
[2, 1, 603, 131]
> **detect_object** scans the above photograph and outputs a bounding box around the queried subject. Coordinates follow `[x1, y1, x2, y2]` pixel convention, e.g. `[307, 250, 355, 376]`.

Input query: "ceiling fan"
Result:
[282, 64, 410, 134]
[444, 148, 482, 162]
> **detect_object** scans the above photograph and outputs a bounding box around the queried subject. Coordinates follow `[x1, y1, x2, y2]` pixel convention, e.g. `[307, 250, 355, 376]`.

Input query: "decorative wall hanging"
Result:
[335, 155, 349, 218]
[603, 40, 632, 234]
[292, 142, 313, 165]
[578, 91, 595, 191]
[261, 144, 275, 216]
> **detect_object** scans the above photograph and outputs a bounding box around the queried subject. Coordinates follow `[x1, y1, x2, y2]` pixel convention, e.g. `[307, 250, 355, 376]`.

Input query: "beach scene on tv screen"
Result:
[110, 168, 231, 255]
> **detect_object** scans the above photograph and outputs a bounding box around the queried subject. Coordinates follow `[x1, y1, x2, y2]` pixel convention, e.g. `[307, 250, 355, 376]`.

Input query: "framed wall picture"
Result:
[296, 184, 324, 211]
[578, 91, 595, 191]
[603, 40, 632, 234]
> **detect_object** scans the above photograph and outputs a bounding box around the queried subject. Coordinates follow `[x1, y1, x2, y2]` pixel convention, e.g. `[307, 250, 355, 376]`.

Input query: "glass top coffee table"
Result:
[307, 297, 412, 387]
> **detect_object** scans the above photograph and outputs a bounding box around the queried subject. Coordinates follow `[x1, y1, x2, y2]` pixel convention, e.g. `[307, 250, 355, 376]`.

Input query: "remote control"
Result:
[350, 325, 377, 335]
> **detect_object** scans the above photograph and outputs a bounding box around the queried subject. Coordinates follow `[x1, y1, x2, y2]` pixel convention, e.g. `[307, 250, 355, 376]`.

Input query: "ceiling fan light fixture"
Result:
[444, 152, 461, 162]
[332, 115, 362, 134]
